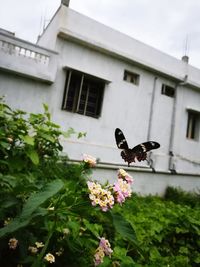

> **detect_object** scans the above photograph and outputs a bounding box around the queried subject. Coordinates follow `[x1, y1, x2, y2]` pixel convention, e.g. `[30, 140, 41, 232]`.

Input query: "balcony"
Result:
[0, 29, 58, 83]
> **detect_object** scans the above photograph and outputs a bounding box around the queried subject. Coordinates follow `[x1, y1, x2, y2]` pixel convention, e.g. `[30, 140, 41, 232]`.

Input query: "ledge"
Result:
[0, 31, 58, 83]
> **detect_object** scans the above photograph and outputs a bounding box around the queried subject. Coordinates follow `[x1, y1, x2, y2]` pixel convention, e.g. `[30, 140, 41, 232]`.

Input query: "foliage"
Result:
[0, 100, 138, 267]
[164, 186, 200, 208]
[114, 193, 200, 266]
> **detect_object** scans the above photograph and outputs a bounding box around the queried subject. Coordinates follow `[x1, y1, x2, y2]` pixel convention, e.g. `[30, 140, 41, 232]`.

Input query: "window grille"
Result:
[62, 69, 105, 118]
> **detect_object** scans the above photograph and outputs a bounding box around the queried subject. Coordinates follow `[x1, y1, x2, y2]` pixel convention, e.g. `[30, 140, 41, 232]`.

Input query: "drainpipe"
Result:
[147, 76, 157, 171]
[168, 83, 178, 173]
[168, 75, 188, 173]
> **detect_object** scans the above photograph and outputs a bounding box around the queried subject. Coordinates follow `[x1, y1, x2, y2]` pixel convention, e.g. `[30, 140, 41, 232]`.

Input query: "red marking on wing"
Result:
[121, 149, 147, 166]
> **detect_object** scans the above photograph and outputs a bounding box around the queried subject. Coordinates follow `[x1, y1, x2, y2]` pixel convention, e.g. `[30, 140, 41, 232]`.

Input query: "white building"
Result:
[0, 1, 200, 195]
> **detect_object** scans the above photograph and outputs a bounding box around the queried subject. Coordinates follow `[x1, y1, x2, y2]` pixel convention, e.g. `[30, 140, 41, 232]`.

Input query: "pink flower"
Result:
[94, 246, 105, 266]
[94, 238, 113, 266]
[113, 178, 132, 204]
[118, 169, 134, 184]
[124, 174, 134, 184]
[99, 237, 113, 256]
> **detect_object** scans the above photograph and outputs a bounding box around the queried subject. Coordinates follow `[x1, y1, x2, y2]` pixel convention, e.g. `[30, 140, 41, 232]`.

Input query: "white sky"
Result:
[0, 0, 200, 69]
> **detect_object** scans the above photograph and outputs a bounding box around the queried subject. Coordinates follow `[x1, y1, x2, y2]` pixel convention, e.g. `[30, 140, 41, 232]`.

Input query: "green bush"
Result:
[0, 99, 138, 267]
[115, 194, 200, 266]
[164, 186, 200, 208]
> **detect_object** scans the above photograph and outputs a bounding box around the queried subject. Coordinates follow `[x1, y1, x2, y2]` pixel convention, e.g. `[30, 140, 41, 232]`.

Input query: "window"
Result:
[161, 84, 175, 97]
[62, 69, 105, 118]
[123, 70, 140, 85]
[186, 110, 200, 140]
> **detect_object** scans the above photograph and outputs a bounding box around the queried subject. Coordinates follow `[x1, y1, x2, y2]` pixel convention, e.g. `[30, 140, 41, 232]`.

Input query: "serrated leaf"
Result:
[112, 213, 137, 243]
[83, 219, 103, 238]
[39, 132, 55, 142]
[26, 149, 39, 165]
[62, 127, 76, 138]
[20, 179, 63, 219]
[0, 141, 10, 148]
[0, 179, 64, 238]
[111, 213, 145, 258]
[21, 135, 35, 145]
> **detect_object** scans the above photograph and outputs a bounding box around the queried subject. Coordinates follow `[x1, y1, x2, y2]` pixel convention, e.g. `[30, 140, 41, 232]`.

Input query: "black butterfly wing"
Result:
[115, 128, 129, 149]
[131, 141, 160, 162]
[132, 141, 160, 153]
[115, 128, 137, 166]
[115, 128, 160, 166]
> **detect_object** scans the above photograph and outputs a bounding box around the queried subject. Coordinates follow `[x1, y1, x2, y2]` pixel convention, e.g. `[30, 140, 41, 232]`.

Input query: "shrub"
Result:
[115, 194, 200, 266]
[164, 186, 200, 208]
[0, 99, 138, 267]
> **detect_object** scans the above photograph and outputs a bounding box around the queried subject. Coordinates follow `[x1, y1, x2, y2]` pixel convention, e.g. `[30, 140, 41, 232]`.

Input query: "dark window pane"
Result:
[161, 84, 175, 97]
[62, 69, 105, 118]
[123, 70, 140, 85]
[186, 112, 198, 139]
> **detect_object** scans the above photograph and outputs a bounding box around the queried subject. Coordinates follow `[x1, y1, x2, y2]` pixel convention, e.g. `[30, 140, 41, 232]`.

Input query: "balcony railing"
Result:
[0, 30, 58, 83]
[0, 39, 50, 65]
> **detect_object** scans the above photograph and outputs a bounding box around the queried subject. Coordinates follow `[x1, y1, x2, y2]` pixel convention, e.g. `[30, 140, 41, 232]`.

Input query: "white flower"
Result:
[44, 253, 55, 263]
[8, 238, 18, 249]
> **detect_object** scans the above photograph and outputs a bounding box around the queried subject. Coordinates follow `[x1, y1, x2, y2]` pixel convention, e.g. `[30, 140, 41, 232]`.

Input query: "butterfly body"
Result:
[115, 128, 160, 166]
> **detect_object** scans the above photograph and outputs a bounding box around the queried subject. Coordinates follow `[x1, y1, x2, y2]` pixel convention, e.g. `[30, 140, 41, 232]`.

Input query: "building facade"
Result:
[0, 3, 200, 194]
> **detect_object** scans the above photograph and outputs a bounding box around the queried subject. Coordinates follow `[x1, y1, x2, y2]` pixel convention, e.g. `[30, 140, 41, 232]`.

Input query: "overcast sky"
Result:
[1, 0, 200, 69]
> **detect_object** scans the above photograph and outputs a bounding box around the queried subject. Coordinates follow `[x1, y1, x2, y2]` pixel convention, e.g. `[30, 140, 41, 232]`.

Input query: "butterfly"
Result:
[115, 128, 160, 167]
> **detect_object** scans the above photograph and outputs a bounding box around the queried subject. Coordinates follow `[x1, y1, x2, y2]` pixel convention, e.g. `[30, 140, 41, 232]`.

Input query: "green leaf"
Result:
[77, 132, 87, 139]
[0, 141, 10, 148]
[98, 257, 112, 266]
[62, 127, 76, 138]
[0, 179, 64, 238]
[83, 218, 103, 238]
[20, 179, 63, 219]
[111, 212, 145, 258]
[43, 103, 49, 113]
[111, 213, 137, 244]
[21, 135, 35, 145]
[26, 149, 39, 165]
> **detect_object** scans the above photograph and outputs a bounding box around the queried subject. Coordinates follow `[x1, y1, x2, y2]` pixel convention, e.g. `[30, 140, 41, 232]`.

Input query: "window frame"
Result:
[186, 109, 200, 141]
[62, 69, 106, 119]
[161, 84, 175, 97]
[123, 70, 140, 85]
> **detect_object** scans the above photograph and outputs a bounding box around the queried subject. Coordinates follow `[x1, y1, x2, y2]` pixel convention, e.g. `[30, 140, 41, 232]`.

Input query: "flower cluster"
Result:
[83, 154, 96, 167]
[113, 169, 134, 204]
[87, 181, 114, 211]
[117, 168, 134, 184]
[87, 168, 134, 211]
[94, 237, 113, 266]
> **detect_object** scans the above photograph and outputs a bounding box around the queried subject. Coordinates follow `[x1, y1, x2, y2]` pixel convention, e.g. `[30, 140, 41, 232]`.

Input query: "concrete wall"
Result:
[46, 37, 200, 178]
[92, 167, 200, 196]
[0, 72, 51, 113]
[0, 4, 199, 195]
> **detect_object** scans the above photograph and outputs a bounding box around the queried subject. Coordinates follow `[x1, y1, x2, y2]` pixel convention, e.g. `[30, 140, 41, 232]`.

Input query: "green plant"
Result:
[115, 194, 200, 266]
[164, 186, 200, 208]
[0, 99, 138, 267]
